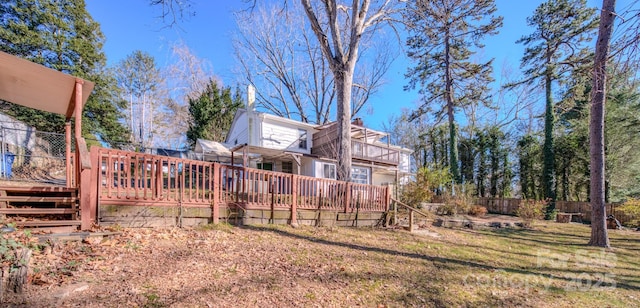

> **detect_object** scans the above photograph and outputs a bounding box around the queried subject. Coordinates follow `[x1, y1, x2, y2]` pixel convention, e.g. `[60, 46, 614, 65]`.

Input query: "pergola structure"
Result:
[0, 51, 95, 229]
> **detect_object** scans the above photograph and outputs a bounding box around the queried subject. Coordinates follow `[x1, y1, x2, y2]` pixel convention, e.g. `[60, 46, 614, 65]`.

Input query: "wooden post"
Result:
[270, 175, 275, 224]
[212, 163, 220, 224]
[344, 182, 352, 213]
[155, 158, 163, 200]
[384, 185, 389, 212]
[409, 209, 414, 232]
[65, 122, 72, 188]
[84, 146, 99, 230]
[291, 174, 298, 226]
[74, 79, 83, 141]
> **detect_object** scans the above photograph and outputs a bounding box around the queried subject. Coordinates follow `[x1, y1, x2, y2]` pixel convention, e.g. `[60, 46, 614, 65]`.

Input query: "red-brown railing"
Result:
[93, 147, 389, 216]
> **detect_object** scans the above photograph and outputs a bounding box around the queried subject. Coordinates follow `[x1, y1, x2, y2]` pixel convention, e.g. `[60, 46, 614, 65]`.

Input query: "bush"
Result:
[468, 205, 488, 217]
[516, 199, 547, 228]
[436, 195, 472, 216]
[400, 166, 451, 206]
[436, 204, 456, 216]
[617, 199, 640, 227]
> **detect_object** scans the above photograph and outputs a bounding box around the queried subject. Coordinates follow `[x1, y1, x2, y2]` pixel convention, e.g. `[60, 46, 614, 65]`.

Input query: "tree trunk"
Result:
[543, 68, 556, 218]
[335, 70, 353, 181]
[444, 29, 460, 183]
[588, 0, 615, 248]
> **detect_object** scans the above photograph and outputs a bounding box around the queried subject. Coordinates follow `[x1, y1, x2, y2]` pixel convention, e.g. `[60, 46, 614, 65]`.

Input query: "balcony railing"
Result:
[351, 140, 399, 165]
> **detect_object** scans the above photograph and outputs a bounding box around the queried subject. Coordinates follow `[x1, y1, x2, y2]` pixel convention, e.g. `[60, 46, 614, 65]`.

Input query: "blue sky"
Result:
[86, 0, 626, 132]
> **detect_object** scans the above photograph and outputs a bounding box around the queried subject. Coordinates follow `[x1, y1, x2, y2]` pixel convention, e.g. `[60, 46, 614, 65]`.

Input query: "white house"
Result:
[214, 86, 413, 187]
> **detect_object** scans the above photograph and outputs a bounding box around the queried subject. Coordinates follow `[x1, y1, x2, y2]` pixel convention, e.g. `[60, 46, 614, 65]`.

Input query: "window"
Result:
[351, 166, 369, 184]
[257, 162, 273, 171]
[281, 161, 293, 174]
[322, 163, 336, 179]
[298, 129, 308, 149]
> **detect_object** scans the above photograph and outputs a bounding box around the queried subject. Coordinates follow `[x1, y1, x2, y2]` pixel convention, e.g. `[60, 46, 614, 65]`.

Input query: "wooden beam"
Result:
[291, 174, 298, 226]
[74, 79, 83, 140]
[212, 163, 220, 224]
[65, 122, 72, 188]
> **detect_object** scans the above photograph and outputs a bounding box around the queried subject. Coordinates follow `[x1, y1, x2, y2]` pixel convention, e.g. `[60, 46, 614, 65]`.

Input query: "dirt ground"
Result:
[0, 213, 524, 307]
[5, 224, 409, 307]
[2, 217, 638, 307]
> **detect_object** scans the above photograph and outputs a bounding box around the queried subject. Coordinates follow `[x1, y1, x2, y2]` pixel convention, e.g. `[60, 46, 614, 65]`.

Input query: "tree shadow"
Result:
[238, 225, 640, 291]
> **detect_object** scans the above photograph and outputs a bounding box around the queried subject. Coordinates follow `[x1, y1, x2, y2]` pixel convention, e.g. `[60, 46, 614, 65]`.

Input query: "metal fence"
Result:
[0, 126, 68, 185]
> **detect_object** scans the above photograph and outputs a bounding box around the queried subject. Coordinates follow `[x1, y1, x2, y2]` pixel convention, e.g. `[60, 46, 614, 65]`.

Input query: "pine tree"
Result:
[515, 0, 598, 217]
[405, 0, 503, 184]
[186, 81, 243, 147]
[113, 50, 164, 149]
[0, 0, 128, 145]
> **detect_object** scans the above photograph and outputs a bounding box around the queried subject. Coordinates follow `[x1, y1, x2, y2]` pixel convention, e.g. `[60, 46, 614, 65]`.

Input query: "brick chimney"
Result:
[352, 117, 363, 126]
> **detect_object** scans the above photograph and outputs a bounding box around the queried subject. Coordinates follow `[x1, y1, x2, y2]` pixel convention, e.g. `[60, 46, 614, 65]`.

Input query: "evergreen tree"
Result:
[0, 0, 128, 145]
[405, 0, 503, 183]
[517, 134, 542, 200]
[113, 50, 163, 149]
[186, 80, 243, 147]
[515, 0, 598, 217]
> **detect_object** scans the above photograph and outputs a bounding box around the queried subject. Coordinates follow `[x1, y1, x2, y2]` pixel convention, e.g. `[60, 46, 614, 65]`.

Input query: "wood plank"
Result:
[0, 186, 76, 193]
[0, 196, 77, 203]
[15, 220, 81, 227]
[0, 208, 76, 215]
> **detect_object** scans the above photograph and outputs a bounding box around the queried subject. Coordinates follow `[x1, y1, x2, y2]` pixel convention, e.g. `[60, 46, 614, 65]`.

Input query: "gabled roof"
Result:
[0, 51, 94, 119]
[225, 108, 318, 143]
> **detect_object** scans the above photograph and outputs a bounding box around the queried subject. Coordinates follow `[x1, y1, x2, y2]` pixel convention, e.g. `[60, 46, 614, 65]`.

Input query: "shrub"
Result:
[516, 199, 547, 228]
[437, 195, 472, 216]
[436, 204, 456, 216]
[617, 199, 640, 227]
[468, 205, 488, 217]
[400, 166, 451, 206]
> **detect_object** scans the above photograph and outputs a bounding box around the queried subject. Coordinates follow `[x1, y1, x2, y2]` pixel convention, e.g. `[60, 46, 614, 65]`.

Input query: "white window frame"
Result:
[298, 129, 308, 149]
[281, 161, 293, 174]
[351, 166, 370, 185]
[322, 163, 336, 179]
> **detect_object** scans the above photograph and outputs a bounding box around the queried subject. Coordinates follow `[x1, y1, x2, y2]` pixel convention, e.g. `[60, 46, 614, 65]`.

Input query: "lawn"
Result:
[4, 220, 639, 307]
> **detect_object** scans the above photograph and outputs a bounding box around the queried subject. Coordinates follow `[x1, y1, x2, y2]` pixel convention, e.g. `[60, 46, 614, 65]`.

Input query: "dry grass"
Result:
[4, 221, 640, 307]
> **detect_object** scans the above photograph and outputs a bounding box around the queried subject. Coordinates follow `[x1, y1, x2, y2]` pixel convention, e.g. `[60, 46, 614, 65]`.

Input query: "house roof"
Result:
[225, 109, 318, 143]
[0, 51, 94, 119]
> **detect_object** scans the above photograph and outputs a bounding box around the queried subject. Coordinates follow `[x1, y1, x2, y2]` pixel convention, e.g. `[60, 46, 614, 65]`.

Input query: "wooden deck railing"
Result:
[92, 147, 390, 225]
[352, 140, 399, 165]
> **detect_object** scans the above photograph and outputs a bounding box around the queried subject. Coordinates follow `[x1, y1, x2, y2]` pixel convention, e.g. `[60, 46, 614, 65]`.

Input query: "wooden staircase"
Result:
[0, 186, 80, 232]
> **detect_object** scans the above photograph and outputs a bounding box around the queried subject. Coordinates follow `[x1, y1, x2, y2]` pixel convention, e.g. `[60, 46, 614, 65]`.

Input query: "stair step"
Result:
[0, 208, 76, 215]
[14, 220, 81, 227]
[0, 196, 76, 203]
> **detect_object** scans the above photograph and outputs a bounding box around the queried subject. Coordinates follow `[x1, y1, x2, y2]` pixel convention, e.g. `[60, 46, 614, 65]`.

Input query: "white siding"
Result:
[300, 157, 316, 177]
[260, 120, 310, 154]
[399, 152, 411, 173]
[372, 173, 395, 186]
[227, 112, 248, 146]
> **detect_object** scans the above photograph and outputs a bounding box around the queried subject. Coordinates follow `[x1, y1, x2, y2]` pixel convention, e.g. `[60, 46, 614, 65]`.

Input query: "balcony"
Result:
[311, 139, 399, 166]
[311, 122, 400, 166]
[351, 140, 399, 165]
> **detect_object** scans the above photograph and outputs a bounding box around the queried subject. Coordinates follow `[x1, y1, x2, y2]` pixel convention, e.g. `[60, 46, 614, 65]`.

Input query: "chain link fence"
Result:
[0, 126, 68, 185]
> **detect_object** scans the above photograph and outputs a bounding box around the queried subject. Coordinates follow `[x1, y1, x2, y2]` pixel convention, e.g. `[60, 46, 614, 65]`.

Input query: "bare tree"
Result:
[589, 0, 616, 248]
[150, 0, 399, 180]
[300, 0, 400, 180]
[233, 2, 393, 125]
[162, 41, 218, 148]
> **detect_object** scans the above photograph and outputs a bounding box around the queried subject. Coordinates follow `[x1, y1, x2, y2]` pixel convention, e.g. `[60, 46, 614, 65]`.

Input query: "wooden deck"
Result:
[93, 147, 390, 227]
